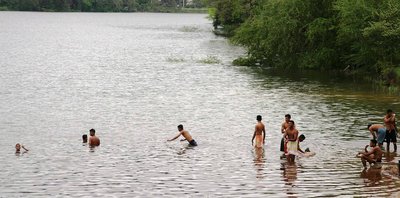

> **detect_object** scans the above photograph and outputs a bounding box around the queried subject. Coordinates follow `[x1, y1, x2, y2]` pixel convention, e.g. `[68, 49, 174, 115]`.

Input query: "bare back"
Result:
[89, 136, 100, 146]
[255, 122, 265, 135]
[181, 130, 193, 142]
[370, 124, 385, 132]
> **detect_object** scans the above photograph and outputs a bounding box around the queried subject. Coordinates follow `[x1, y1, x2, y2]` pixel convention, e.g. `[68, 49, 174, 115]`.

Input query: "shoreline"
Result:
[0, 7, 208, 14]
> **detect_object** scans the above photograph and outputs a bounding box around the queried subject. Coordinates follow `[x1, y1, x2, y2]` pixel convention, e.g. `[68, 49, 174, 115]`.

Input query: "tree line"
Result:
[0, 0, 206, 12]
[210, 0, 400, 85]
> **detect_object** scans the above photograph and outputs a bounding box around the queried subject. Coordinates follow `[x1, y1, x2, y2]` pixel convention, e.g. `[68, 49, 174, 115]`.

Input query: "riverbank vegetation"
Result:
[210, 0, 400, 87]
[0, 0, 206, 12]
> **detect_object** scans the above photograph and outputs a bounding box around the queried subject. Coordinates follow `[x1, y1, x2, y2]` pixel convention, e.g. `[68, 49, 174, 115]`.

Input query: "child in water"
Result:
[15, 143, 29, 153]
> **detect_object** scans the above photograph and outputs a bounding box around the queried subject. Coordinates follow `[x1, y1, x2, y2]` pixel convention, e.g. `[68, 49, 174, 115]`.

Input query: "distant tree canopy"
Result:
[211, 0, 400, 83]
[0, 0, 206, 12]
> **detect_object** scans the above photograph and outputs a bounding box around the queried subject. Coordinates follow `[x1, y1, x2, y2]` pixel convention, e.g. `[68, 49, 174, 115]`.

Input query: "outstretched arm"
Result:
[297, 144, 304, 153]
[168, 133, 181, 141]
[21, 145, 29, 151]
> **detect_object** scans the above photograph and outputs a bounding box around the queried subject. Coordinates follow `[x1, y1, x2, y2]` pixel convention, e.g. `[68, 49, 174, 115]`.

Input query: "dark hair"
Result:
[285, 114, 291, 119]
[82, 134, 87, 139]
[299, 134, 305, 140]
[177, 124, 183, 129]
[90, 129, 95, 133]
[256, 115, 262, 121]
[367, 124, 372, 130]
[371, 139, 377, 145]
[387, 109, 393, 114]
[289, 120, 295, 125]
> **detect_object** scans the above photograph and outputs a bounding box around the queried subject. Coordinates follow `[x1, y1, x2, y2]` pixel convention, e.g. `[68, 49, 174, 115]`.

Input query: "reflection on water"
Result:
[361, 168, 383, 185]
[0, 12, 400, 197]
[253, 147, 265, 179]
[282, 162, 298, 197]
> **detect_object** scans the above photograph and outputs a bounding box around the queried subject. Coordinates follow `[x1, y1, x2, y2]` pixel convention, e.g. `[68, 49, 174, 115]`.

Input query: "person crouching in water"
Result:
[359, 139, 383, 168]
[367, 124, 385, 149]
[168, 124, 197, 146]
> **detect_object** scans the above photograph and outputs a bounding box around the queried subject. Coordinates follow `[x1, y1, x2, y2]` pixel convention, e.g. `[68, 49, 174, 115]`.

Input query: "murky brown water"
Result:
[0, 12, 399, 197]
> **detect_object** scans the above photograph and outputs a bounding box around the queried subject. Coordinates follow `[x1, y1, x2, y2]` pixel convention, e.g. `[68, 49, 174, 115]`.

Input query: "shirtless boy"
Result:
[284, 120, 299, 163]
[281, 114, 291, 152]
[89, 129, 100, 147]
[360, 139, 383, 168]
[384, 109, 397, 152]
[15, 143, 28, 153]
[168, 125, 197, 146]
[252, 115, 266, 148]
[367, 124, 386, 148]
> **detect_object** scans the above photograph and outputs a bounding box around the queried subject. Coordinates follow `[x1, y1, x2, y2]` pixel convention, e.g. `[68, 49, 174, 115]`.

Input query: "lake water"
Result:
[1, 12, 400, 197]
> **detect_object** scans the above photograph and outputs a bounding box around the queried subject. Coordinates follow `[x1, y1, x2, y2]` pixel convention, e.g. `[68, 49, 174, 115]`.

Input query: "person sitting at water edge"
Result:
[15, 143, 29, 153]
[367, 124, 385, 149]
[252, 115, 266, 148]
[88, 129, 100, 147]
[82, 134, 88, 144]
[384, 109, 397, 152]
[168, 124, 197, 146]
[359, 139, 382, 168]
[281, 114, 291, 152]
[284, 120, 299, 163]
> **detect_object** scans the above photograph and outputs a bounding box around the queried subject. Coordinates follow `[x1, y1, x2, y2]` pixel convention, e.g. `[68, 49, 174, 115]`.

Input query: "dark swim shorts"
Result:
[385, 129, 397, 143]
[189, 139, 197, 146]
[280, 137, 285, 152]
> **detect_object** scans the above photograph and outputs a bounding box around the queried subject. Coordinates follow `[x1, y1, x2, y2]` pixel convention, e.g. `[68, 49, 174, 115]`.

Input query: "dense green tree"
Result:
[18, 0, 40, 11]
[213, 0, 400, 82]
[335, 0, 400, 79]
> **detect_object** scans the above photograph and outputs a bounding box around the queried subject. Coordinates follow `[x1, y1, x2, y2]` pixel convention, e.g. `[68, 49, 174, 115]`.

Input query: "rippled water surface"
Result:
[1, 12, 400, 197]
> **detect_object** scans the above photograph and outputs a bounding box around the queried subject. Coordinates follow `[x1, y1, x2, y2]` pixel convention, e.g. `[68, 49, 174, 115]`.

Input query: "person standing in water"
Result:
[285, 120, 299, 163]
[281, 114, 291, 152]
[384, 109, 397, 152]
[168, 124, 197, 146]
[88, 129, 100, 147]
[252, 115, 266, 148]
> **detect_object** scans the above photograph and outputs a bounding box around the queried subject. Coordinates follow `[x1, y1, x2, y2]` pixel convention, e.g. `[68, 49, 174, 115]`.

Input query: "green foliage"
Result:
[232, 56, 256, 66]
[212, 0, 255, 36]
[198, 55, 221, 64]
[213, 0, 400, 83]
